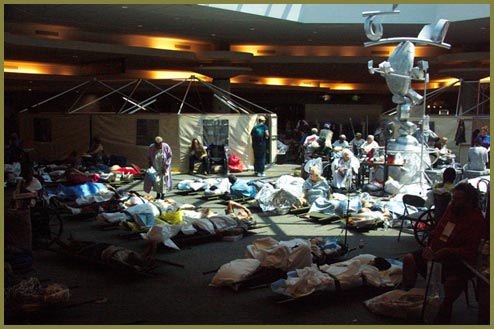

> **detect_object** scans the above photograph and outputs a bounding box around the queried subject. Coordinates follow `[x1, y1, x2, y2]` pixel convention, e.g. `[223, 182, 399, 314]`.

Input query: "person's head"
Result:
[154, 136, 163, 147]
[237, 209, 252, 220]
[473, 139, 482, 147]
[451, 182, 480, 212]
[440, 137, 448, 146]
[21, 164, 34, 183]
[190, 138, 201, 149]
[355, 132, 362, 140]
[227, 174, 238, 185]
[342, 149, 353, 161]
[366, 135, 375, 143]
[481, 125, 489, 136]
[311, 128, 318, 135]
[258, 116, 266, 124]
[308, 165, 321, 181]
[323, 122, 331, 129]
[442, 167, 456, 183]
[338, 134, 346, 142]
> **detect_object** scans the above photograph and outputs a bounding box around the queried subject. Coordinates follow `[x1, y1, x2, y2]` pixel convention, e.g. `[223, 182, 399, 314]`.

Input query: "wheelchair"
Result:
[413, 191, 451, 247]
[30, 197, 64, 249]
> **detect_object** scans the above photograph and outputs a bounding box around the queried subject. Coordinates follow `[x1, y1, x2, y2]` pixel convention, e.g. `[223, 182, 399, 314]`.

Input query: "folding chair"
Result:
[397, 194, 426, 241]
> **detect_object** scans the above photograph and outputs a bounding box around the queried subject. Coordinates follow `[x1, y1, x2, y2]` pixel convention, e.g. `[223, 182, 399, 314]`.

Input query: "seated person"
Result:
[19, 164, 43, 194]
[350, 132, 365, 157]
[85, 137, 106, 166]
[401, 183, 484, 324]
[464, 139, 489, 171]
[302, 128, 319, 160]
[188, 138, 208, 174]
[331, 149, 360, 189]
[299, 165, 331, 206]
[301, 137, 332, 179]
[332, 134, 349, 157]
[360, 135, 379, 159]
[310, 137, 332, 162]
[425, 167, 456, 208]
[434, 137, 454, 167]
[62, 150, 82, 169]
[227, 174, 258, 199]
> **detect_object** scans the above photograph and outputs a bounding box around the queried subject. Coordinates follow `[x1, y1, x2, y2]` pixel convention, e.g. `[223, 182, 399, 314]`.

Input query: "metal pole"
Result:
[20, 79, 92, 113]
[121, 80, 186, 114]
[419, 73, 428, 194]
[69, 80, 138, 113]
[142, 79, 203, 113]
[455, 79, 463, 116]
[178, 79, 192, 114]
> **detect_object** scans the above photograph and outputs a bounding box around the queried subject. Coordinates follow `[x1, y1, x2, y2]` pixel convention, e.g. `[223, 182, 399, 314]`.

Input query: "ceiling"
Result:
[4, 4, 491, 107]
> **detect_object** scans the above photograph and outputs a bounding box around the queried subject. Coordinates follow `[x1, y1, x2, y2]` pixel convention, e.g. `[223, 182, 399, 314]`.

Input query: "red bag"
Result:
[228, 155, 243, 173]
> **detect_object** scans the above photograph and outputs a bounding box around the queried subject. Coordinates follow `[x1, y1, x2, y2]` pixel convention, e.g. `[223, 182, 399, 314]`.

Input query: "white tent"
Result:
[18, 112, 277, 172]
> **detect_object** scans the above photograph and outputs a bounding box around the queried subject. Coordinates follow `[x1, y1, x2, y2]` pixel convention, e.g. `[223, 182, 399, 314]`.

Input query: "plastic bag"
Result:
[145, 167, 158, 183]
[364, 287, 425, 320]
[422, 261, 443, 324]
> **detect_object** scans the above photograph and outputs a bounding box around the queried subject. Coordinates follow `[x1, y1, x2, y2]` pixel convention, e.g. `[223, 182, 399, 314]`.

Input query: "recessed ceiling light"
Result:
[249, 27, 255, 31]
[121, 6, 128, 9]
[312, 31, 318, 34]
[211, 33, 216, 37]
[137, 24, 143, 28]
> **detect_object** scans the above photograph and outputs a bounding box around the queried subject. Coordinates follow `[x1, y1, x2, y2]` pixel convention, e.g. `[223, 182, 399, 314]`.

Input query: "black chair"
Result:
[397, 194, 426, 241]
[413, 191, 451, 247]
[207, 144, 228, 174]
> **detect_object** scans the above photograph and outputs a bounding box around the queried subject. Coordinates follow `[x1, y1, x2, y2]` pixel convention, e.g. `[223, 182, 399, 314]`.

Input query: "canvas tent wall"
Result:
[18, 112, 274, 172]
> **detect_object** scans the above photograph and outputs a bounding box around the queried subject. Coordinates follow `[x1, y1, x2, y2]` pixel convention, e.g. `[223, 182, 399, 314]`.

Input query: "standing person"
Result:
[145, 136, 172, 199]
[188, 138, 208, 175]
[250, 116, 269, 177]
[401, 183, 484, 324]
[319, 123, 334, 149]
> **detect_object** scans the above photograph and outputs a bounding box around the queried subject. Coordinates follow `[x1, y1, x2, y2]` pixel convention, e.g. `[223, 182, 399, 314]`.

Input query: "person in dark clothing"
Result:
[250, 116, 269, 177]
[401, 183, 484, 324]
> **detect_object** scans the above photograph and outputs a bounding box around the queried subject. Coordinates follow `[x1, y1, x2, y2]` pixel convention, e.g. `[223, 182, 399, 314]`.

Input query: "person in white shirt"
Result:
[349, 132, 365, 157]
[319, 123, 334, 148]
[464, 140, 489, 171]
[303, 128, 319, 160]
[360, 135, 380, 158]
[332, 134, 350, 159]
